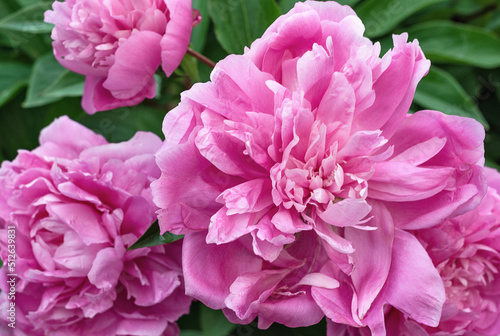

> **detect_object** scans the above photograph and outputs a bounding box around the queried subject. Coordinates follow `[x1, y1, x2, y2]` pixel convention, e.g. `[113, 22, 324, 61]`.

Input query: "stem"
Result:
[187, 48, 216, 68]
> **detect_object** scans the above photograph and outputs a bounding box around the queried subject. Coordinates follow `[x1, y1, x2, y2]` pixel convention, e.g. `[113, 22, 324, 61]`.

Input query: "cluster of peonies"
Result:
[151, 1, 498, 335]
[0, 0, 498, 335]
[0, 117, 191, 336]
[44, 0, 200, 114]
[329, 168, 500, 336]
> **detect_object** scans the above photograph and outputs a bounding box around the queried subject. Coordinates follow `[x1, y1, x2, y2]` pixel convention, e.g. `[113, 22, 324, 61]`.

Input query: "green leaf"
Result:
[181, 53, 201, 83]
[191, 0, 210, 52]
[407, 21, 500, 68]
[453, 0, 495, 16]
[180, 332, 204, 336]
[208, 0, 281, 54]
[40, 69, 84, 99]
[356, 0, 446, 38]
[43, 81, 84, 99]
[0, 62, 31, 107]
[414, 66, 489, 129]
[200, 305, 236, 336]
[0, 2, 53, 34]
[127, 221, 183, 251]
[0, 2, 20, 20]
[485, 159, 500, 170]
[21, 54, 84, 106]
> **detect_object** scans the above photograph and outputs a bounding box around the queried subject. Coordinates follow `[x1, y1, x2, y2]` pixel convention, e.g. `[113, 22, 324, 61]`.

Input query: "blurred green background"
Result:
[1, 0, 499, 334]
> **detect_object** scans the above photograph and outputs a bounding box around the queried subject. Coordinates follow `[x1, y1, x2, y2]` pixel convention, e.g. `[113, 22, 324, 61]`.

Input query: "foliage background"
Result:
[0, 0, 499, 334]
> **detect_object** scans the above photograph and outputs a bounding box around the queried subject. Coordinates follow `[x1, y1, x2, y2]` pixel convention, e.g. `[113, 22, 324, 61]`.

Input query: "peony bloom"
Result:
[0, 116, 191, 336]
[44, 0, 200, 114]
[350, 167, 500, 336]
[152, 0, 486, 334]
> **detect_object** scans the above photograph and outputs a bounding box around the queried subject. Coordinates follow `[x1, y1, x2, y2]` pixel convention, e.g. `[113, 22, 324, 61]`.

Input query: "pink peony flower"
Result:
[0, 116, 191, 336]
[350, 167, 500, 336]
[152, 0, 486, 333]
[44, 0, 200, 114]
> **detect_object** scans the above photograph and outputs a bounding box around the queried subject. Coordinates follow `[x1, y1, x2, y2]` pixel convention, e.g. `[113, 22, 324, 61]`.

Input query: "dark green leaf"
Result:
[22, 54, 84, 106]
[76, 103, 166, 142]
[407, 21, 500, 68]
[180, 332, 204, 336]
[0, 2, 20, 20]
[127, 221, 183, 251]
[208, 0, 281, 54]
[414, 66, 489, 129]
[453, 0, 496, 16]
[181, 54, 201, 83]
[200, 305, 236, 336]
[0, 2, 53, 34]
[43, 81, 84, 99]
[485, 159, 500, 170]
[0, 62, 31, 107]
[191, 0, 210, 52]
[356, 0, 447, 38]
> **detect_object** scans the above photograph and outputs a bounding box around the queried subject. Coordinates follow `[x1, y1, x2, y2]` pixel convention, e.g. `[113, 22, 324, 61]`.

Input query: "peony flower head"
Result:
[360, 167, 500, 336]
[0, 116, 191, 336]
[152, 0, 486, 334]
[44, 0, 200, 114]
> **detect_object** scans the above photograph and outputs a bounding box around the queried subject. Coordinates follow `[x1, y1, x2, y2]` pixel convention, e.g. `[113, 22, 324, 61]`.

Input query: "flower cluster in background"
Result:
[0, 0, 500, 335]
[44, 0, 200, 114]
[0, 117, 191, 335]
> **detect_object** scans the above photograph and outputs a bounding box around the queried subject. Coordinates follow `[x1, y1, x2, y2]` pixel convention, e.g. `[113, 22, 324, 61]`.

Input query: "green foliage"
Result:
[0, 61, 31, 107]
[0, 2, 53, 34]
[356, 0, 447, 37]
[191, 0, 210, 52]
[414, 66, 489, 128]
[127, 221, 183, 251]
[407, 21, 500, 68]
[23, 53, 84, 108]
[208, 0, 281, 54]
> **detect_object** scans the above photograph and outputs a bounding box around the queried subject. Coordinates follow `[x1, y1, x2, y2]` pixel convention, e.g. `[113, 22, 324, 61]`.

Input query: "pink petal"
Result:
[217, 179, 273, 215]
[225, 269, 290, 320]
[364, 229, 446, 332]
[353, 34, 430, 138]
[312, 261, 362, 327]
[206, 206, 266, 244]
[161, 0, 194, 76]
[46, 203, 109, 245]
[82, 75, 156, 114]
[183, 232, 263, 309]
[318, 198, 372, 228]
[257, 290, 325, 328]
[104, 31, 162, 99]
[369, 162, 454, 202]
[38, 116, 107, 155]
[80, 131, 162, 163]
[88, 247, 123, 290]
[345, 202, 395, 320]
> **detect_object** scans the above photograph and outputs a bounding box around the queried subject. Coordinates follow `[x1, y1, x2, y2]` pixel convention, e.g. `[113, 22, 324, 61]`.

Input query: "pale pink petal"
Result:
[353, 34, 430, 138]
[104, 31, 162, 99]
[88, 247, 123, 290]
[368, 229, 446, 330]
[38, 116, 107, 154]
[183, 232, 262, 309]
[225, 269, 290, 320]
[161, 0, 193, 76]
[345, 203, 395, 320]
